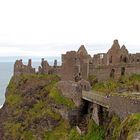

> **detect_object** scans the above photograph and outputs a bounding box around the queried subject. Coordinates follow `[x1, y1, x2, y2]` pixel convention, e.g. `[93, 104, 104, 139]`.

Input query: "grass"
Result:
[82, 119, 105, 140]
[107, 114, 140, 140]
[91, 74, 140, 97]
[7, 94, 22, 106]
[118, 113, 140, 140]
[44, 120, 70, 140]
[49, 87, 75, 109]
[44, 119, 105, 140]
[27, 100, 61, 121]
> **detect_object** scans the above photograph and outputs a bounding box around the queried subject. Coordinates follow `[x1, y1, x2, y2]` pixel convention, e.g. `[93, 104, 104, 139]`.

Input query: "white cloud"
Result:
[0, 0, 140, 56]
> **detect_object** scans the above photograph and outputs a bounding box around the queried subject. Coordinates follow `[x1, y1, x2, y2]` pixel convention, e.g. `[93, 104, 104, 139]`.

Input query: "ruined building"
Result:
[14, 40, 140, 81]
[14, 59, 35, 75]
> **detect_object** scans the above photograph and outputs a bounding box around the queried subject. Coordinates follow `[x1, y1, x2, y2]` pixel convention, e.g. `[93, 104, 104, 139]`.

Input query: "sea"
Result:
[0, 56, 61, 108]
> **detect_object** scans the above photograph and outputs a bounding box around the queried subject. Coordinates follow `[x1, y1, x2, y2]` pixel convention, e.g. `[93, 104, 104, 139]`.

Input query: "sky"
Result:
[0, 0, 140, 57]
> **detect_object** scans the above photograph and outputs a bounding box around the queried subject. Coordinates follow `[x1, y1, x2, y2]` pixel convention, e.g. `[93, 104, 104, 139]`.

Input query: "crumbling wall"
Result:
[38, 58, 50, 74]
[14, 59, 35, 76]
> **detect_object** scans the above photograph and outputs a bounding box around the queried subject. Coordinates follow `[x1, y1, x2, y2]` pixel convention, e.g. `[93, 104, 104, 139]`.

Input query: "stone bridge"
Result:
[82, 91, 109, 108]
[82, 90, 140, 125]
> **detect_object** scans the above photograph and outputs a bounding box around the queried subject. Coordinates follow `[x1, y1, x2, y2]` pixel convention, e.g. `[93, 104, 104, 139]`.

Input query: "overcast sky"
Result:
[0, 0, 140, 57]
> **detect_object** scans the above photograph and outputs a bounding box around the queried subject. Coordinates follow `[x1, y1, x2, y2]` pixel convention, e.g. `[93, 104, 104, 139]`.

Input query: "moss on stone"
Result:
[49, 87, 75, 109]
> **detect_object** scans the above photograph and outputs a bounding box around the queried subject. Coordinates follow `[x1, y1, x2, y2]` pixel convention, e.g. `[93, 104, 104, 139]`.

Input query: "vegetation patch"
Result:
[82, 119, 105, 140]
[106, 114, 140, 140]
[49, 87, 75, 109]
[91, 74, 140, 97]
[7, 94, 22, 106]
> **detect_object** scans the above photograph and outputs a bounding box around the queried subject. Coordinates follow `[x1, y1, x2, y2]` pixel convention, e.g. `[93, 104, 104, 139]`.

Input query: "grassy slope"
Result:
[2, 74, 105, 140]
[3, 74, 74, 139]
[90, 74, 140, 98]
[106, 114, 140, 140]
[2, 74, 140, 140]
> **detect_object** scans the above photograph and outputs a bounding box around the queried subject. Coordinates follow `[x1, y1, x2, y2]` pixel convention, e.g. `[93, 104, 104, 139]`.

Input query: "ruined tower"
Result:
[14, 59, 35, 76]
[61, 45, 91, 81]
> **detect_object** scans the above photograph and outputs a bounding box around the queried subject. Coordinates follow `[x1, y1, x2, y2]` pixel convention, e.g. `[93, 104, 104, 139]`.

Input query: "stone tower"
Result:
[61, 45, 91, 81]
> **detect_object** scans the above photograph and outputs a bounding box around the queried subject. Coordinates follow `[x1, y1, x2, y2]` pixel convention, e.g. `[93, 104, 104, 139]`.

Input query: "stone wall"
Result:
[57, 80, 82, 107]
[61, 51, 78, 81]
[89, 64, 140, 81]
[92, 104, 100, 125]
[109, 95, 140, 119]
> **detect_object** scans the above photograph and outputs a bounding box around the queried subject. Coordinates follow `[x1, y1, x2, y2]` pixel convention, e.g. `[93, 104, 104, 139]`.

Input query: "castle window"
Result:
[137, 59, 140, 62]
[109, 56, 112, 63]
[123, 57, 127, 63]
[120, 55, 127, 63]
[120, 55, 123, 62]
[110, 69, 115, 78]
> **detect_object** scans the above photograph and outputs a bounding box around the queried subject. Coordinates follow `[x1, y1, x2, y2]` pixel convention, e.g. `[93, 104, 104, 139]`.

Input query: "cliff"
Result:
[0, 73, 140, 140]
[0, 74, 104, 140]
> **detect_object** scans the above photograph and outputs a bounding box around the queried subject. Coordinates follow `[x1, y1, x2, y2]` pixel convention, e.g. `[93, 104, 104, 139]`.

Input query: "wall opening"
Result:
[120, 55, 127, 63]
[121, 67, 125, 76]
[109, 56, 112, 64]
[123, 57, 127, 63]
[137, 59, 140, 62]
[120, 55, 123, 62]
[110, 69, 115, 78]
[81, 100, 91, 115]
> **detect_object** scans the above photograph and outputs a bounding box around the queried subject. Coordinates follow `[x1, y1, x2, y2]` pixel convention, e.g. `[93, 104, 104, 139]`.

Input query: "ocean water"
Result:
[0, 57, 61, 107]
[0, 62, 13, 106]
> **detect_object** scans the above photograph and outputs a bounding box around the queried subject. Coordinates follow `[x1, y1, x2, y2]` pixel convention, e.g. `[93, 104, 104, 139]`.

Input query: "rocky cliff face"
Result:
[0, 74, 140, 140]
[0, 74, 105, 140]
[0, 74, 76, 139]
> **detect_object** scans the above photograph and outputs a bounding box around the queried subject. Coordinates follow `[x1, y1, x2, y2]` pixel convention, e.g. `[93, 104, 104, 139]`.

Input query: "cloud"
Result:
[0, 0, 140, 48]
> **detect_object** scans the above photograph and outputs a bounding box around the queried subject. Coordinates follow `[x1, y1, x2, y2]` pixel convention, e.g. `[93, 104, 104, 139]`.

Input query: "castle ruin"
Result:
[14, 39, 140, 81]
